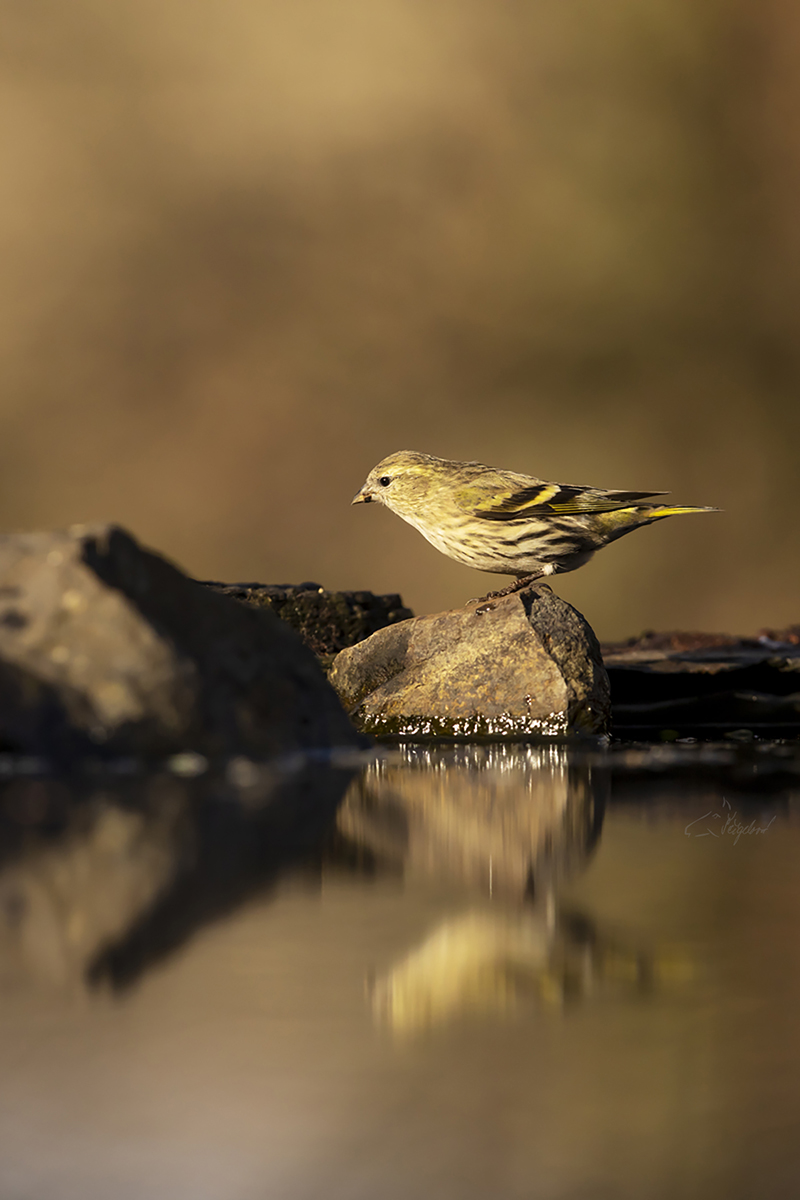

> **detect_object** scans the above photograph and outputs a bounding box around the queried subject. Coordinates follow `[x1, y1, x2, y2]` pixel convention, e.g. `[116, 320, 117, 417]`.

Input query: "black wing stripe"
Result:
[476, 484, 667, 521]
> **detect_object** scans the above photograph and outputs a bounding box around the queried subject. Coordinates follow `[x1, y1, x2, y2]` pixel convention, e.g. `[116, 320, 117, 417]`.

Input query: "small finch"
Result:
[352, 450, 717, 596]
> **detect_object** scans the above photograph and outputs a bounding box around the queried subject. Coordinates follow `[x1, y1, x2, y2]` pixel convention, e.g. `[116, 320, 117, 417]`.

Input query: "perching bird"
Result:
[352, 450, 717, 596]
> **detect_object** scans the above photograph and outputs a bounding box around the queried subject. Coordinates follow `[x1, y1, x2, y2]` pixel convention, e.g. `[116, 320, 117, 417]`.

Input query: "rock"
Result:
[202, 581, 413, 668]
[328, 584, 610, 738]
[601, 629, 800, 738]
[0, 525, 363, 760]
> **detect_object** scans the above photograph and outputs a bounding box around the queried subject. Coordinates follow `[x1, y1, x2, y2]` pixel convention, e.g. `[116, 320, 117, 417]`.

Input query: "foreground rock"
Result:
[329, 585, 610, 738]
[204, 581, 413, 667]
[0, 526, 362, 760]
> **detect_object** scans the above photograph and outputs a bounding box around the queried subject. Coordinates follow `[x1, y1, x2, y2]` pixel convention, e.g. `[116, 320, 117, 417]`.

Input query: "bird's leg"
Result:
[469, 572, 546, 606]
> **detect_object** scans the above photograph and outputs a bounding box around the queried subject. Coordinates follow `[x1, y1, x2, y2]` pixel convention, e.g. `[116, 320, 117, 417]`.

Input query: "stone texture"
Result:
[0, 525, 362, 760]
[203, 580, 413, 668]
[328, 584, 610, 738]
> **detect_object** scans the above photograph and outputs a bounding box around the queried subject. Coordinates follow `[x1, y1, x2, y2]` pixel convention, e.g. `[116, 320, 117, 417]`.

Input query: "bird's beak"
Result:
[352, 486, 373, 505]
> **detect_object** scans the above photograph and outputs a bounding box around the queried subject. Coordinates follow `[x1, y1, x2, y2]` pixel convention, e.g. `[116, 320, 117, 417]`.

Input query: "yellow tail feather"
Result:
[649, 505, 720, 518]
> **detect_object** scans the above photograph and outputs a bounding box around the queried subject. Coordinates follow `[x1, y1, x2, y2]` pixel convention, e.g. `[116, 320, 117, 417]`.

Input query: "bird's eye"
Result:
[378, 476, 392, 487]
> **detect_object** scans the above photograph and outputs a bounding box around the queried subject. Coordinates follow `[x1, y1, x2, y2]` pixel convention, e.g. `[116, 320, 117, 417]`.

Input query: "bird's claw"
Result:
[469, 574, 545, 609]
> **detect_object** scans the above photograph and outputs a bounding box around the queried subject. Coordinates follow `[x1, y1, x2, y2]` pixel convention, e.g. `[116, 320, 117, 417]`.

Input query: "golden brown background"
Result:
[2, 1, 799, 639]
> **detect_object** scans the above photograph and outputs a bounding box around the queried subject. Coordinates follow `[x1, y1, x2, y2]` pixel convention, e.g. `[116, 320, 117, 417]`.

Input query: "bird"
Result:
[352, 450, 718, 598]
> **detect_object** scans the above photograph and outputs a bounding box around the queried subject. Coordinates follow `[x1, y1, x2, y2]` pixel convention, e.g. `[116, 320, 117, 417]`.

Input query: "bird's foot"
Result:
[469, 574, 546, 612]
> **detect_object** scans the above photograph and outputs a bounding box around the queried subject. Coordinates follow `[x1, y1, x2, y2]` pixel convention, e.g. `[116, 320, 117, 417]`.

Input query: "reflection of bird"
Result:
[353, 450, 717, 595]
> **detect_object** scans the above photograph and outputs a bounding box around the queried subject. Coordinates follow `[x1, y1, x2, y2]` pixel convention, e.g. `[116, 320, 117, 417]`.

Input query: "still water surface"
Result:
[0, 744, 797, 1199]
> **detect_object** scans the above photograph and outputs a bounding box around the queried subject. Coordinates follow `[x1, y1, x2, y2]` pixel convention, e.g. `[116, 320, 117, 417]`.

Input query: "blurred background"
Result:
[1, 0, 798, 639]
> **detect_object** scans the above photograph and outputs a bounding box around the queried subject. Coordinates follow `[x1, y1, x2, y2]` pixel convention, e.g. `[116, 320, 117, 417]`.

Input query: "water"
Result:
[0, 743, 798, 1199]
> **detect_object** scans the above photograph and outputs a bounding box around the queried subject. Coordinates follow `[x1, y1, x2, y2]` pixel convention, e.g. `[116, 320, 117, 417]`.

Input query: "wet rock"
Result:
[0, 525, 362, 760]
[202, 581, 414, 668]
[328, 585, 610, 738]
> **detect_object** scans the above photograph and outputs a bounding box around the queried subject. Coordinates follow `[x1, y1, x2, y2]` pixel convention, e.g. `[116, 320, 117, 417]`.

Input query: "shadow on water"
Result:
[0, 762, 356, 992]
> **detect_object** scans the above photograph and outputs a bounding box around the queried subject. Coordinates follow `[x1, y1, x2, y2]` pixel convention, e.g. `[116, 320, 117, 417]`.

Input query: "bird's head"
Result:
[352, 451, 444, 517]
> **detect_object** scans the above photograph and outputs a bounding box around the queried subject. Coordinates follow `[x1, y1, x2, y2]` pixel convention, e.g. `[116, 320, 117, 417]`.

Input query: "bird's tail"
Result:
[645, 504, 720, 520]
[594, 502, 719, 545]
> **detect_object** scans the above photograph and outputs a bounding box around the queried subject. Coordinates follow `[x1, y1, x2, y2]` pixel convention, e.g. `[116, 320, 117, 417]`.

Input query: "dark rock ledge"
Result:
[601, 629, 800, 739]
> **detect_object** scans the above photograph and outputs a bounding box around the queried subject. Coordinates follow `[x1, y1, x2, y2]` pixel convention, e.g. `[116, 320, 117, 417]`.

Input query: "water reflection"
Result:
[0, 762, 355, 992]
[0, 746, 798, 1198]
[370, 907, 691, 1035]
[336, 745, 607, 900]
[332, 746, 689, 1033]
[2, 743, 760, 1010]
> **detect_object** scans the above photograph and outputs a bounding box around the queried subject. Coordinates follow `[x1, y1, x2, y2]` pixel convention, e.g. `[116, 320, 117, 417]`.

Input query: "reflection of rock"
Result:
[0, 762, 354, 990]
[0, 783, 181, 988]
[337, 745, 607, 899]
[92, 763, 353, 990]
[372, 907, 690, 1035]
[329, 585, 610, 738]
[0, 526, 363, 759]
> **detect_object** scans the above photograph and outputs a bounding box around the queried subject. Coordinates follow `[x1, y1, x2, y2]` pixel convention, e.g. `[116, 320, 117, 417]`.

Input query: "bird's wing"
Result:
[473, 483, 668, 520]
